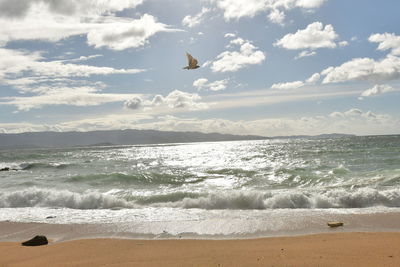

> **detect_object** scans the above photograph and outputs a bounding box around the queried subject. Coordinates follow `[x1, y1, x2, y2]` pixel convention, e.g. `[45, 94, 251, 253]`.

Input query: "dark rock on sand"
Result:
[327, 222, 344, 227]
[22, 235, 49, 246]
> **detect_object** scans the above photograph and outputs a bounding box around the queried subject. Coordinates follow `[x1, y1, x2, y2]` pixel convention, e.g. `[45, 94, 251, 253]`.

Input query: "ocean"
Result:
[1, 135, 400, 239]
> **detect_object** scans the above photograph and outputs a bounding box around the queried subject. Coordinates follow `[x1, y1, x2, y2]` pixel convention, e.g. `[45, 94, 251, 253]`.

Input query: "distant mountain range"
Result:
[0, 129, 355, 149]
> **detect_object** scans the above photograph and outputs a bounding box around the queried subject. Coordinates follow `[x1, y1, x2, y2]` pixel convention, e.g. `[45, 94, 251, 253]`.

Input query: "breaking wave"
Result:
[0, 188, 132, 209]
[168, 188, 400, 210]
[1, 188, 400, 210]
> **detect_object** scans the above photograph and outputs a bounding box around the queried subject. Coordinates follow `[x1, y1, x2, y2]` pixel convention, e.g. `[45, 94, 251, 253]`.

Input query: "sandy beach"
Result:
[0, 232, 399, 266]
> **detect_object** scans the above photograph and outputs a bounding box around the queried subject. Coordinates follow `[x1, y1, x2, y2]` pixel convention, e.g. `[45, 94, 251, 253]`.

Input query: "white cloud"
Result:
[211, 38, 265, 72]
[64, 54, 103, 62]
[182, 7, 210, 28]
[271, 72, 321, 90]
[268, 9, 285, 25]
[339, 41, 349, 47]
[129, 90, 208, 111]
[0, 1, 179, 50]
[0, 48, 144, 92]
[306, 73, 321, 84]
[87, 14, 180, 50]
[161, 90, 207, 109]
[295, 0, 326, 9]
[271, 81, 304, 90]
[360, 84, 394, 98]
[274, 22, 339, 50]
[1, 86, 143, 111]
[369, 33, 400, 56]
[0, 0, 144, 18]
[322, 55, 400, 84]
[124, 97, 143, 110]
[1, 85, 209, 112]
[193, 78, 209, 89]
[207, 79, 229, 91]
[272, 34, 400, 94]
[208, 0, 326, 24]
[224, 33, 236, 38]
[193, 78, 229, 91]
[229, 37, 246, 46]
[2, 107, 398, 137]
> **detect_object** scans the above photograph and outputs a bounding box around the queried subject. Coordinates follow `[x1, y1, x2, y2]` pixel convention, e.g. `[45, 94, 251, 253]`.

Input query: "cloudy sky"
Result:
[1, 0, 400, 136]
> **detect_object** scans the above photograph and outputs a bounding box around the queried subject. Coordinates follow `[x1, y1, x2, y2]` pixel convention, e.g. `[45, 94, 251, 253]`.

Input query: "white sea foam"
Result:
[2, 187, 398, 210]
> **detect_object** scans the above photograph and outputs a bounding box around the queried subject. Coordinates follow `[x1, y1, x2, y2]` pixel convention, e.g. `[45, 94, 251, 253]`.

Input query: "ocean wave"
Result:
[170, 188, 400, 210]
[0, 188, 132, 209]
[1, 187, 400, 210]
[20, 162, 72, 170]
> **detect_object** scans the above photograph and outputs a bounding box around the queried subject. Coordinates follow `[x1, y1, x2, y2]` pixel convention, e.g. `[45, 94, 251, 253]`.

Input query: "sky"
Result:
[0, 0, 400, 136]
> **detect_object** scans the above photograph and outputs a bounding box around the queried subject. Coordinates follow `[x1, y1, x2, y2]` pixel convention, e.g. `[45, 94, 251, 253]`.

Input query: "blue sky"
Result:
[0, 0, 399, 136]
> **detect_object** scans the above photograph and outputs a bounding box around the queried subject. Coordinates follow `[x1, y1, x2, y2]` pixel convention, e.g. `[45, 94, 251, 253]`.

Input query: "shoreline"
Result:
[1, 232, 400, 266]
[2, 209, 400, 242]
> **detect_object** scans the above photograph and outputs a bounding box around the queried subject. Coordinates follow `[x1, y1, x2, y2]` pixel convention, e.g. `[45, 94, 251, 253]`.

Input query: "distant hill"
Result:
[271, 133, 356, 140]
[0, 129, 266, 149]
[0, 130, 357, 149]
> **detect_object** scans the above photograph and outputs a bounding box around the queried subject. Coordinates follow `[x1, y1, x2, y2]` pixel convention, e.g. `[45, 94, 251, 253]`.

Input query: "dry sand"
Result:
[1, 232, 400, 266]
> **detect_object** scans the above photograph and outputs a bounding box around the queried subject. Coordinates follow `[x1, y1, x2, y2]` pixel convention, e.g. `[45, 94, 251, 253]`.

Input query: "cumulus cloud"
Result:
[193, 78, 209, 89]
[306, 73, 321, 84]
[322, 55, 400, 84]
[182, 7, 210, 28]
[274, 22, 339, 50]
[211, 36, 265, 72]
[0, 0, 179, 50]
[124, 97, 143, 110]
[360, 84, 394, 98]
[208, 0, 326, 24]
[268, 9, 285, 25]
[161, 90, 207, 109]
[193, 78, 229, 91]
[87, 14, 179, 50]
[123, 90, 208, 112]
[369, 33, 400, 56]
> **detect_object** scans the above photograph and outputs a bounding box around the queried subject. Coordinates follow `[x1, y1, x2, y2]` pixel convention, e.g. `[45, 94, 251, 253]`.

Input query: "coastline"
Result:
[1, 232, 400, 266]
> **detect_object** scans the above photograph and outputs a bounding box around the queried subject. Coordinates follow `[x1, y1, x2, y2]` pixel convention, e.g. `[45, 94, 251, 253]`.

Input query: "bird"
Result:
[183, 52, 200, 70]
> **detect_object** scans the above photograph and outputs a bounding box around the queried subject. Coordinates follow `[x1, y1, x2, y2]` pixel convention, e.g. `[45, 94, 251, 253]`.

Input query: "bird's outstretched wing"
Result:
[184, 52, 199, 69]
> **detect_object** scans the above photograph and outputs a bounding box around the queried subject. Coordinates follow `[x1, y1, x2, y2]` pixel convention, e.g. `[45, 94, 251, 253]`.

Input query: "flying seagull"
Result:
[183, 52, 200, 70]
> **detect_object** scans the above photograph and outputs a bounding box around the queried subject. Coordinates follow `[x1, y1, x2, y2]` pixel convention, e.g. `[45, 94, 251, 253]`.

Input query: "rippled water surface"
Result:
[1, 135, 400, 236]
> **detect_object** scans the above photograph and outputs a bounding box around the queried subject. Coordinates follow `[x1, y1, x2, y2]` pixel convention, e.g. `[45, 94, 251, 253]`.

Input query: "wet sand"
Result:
[1, 232, 400, 266]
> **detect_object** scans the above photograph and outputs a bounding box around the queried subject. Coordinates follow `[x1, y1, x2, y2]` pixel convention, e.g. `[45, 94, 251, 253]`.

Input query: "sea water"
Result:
[1, 135, 400, 238]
